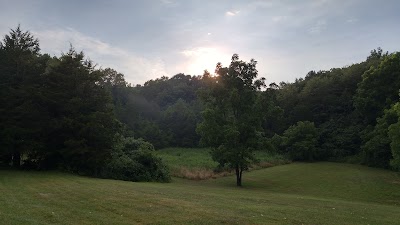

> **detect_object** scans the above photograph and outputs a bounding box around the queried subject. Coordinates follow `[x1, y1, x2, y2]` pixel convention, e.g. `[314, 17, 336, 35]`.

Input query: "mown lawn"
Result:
[1, 162, 400, 224]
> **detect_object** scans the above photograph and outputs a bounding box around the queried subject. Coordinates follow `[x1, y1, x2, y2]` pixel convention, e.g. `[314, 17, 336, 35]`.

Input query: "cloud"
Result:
[32, 28, 167, 85]
[247, 1, 274, 10]
[226, 10, 240, 16]
[272, 16, 287, 23]
[160, 0, 173, 4]
[309, 20, 327, 34]
[346, 18, 358, 24]
[181, 47, 216, 57]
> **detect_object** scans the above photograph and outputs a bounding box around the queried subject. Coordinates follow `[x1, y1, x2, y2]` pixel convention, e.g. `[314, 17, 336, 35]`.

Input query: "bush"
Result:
[101, 137, 170, 182]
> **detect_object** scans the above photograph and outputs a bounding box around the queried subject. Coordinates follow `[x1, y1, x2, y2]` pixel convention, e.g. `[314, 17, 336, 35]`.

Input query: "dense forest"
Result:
[1, 26, 400, 182]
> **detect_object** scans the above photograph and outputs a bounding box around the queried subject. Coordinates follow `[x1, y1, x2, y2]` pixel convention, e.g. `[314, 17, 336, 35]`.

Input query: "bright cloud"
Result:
[226, 10, 240, 16]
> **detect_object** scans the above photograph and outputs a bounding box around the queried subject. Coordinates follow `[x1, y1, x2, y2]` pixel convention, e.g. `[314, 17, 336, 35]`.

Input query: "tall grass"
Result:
[156, 148, 290, 179]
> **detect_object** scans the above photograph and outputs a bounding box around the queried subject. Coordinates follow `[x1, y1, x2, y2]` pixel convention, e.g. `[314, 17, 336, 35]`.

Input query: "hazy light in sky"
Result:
[0, 0, 399, 85]
[181, 47, 231, 75]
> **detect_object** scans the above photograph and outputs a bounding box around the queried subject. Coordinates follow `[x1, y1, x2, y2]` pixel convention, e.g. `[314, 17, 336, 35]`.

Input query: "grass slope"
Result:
[1, 162, 400, 224]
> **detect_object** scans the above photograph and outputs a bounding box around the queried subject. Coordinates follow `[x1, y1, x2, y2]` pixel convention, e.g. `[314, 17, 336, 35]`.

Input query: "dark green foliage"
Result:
[102, 136, 170, 182]
[361, 107, 398, 168]
[267, 49, 392, 165]
[104, 47, 399, 171]
[108, 73, 204, 148]
[36, 49, 119, 174]
[388, 101, 400, 170]
[197, 54, 265, 186]
[0, 25, 47, 168]
[354, 52, 400, 168]
[0, 26, 170, 182]
[279, 121, 319, 161]
[161, 99, 200, 147]
[354, 51, 400, 125]
[259, 84, 285, 137]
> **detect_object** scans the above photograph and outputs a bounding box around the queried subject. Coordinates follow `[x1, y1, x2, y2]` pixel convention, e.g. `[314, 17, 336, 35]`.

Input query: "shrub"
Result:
[102, 137, 170, 182]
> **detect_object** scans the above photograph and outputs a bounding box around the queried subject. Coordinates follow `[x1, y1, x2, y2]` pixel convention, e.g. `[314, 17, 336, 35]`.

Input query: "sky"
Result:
[0, 0, 400, 85]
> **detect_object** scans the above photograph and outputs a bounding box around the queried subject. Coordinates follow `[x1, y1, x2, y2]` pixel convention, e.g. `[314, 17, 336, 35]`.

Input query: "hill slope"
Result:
[1, 162, 400, 224]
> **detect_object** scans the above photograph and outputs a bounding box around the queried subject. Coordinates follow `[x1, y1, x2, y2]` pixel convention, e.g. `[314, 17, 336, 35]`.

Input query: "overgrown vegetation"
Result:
[156, 148, 289, 180]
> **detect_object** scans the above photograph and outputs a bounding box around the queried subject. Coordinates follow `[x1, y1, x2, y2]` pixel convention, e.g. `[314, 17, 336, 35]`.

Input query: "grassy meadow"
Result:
[155, 148, 290, 179]
[1, 162, 400, 224]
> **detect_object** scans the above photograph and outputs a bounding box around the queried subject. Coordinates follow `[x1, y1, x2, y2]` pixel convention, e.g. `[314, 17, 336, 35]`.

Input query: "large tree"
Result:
[0, 25, 48, 167]
[197, 54, 265, 186]
[39, 48, 119, 173]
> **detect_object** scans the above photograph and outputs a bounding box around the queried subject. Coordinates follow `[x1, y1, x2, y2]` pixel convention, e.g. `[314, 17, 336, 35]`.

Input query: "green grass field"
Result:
[156, 148, 290, 179]
[1, 162, 400, 224]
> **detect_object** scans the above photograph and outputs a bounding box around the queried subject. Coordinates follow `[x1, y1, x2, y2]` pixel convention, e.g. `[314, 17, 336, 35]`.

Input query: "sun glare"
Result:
[182, 47, 230, 75]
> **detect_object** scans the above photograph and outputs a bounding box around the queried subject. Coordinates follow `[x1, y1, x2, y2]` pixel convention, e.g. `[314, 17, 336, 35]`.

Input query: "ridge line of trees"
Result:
[1, 26, 400, 185]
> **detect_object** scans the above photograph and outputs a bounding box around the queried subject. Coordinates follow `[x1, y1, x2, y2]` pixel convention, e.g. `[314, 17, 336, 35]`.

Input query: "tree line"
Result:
[115, 48, 400, 171]
[0, 26, 170, 182]
[1, 26, 400, 185]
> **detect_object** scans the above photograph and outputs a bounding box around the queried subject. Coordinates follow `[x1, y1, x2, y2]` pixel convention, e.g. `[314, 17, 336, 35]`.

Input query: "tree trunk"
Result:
[235, 165, 242, 186]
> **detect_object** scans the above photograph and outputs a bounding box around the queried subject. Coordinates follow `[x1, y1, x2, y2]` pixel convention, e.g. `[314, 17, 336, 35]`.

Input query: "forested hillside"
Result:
[1, 26, 400, 179]
[112, 48, 400, 171]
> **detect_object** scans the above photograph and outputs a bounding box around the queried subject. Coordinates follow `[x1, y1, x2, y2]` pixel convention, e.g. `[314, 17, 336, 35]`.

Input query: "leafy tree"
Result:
[362, 107, 398, 168]
[281, 121, 319, 161]
[354, 52, 400, 125]
[197, 54, 265, 186]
